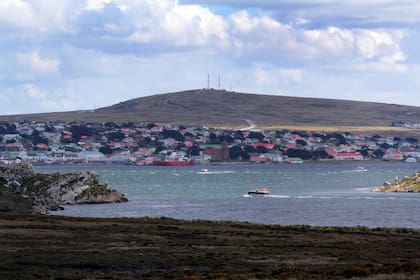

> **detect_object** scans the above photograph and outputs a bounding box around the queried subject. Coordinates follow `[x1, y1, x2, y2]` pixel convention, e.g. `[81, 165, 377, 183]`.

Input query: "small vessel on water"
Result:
[247, 188, 270, 195]
[355, 166, 367, 172]
[405, 157, 417, 163]
[198, 168, 209, 174]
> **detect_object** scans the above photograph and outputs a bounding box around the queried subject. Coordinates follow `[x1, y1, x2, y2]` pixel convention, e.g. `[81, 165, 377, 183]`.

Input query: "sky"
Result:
[1, 0, 420, 115]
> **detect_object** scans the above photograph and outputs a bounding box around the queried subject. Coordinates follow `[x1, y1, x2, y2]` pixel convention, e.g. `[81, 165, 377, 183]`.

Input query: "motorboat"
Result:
[247, 188, 270, 195]
[355, 166, 367, 172]
[198, 168, 209, 174]
[405, 157, 417, 163]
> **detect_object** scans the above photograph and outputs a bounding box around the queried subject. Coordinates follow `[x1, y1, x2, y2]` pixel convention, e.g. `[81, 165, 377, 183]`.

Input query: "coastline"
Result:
[30, 158, 411, 167]
[2, 162, 419, 278]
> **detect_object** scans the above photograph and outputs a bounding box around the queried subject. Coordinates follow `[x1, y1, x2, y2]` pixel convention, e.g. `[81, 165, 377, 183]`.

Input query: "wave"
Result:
[295, 195, 314, 199]
[354, 187, 373, 192]
[266, 194, 290, 198]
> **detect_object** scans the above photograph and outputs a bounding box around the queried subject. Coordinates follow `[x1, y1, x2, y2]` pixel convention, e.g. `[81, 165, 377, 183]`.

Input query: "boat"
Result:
[405, 157, 417, 163]
[198, 168, 209, 174]
[153, 156, 195, 166]
[247, 188, 270, 195]
[355, 166, 367, 172]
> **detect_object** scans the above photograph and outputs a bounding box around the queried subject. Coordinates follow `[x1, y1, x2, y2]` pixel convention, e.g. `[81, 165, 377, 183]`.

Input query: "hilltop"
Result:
[2, 89, 420, 131]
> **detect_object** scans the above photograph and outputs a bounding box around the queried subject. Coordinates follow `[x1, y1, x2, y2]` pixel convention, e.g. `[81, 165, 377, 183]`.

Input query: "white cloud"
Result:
[29, 51, 61, 74]
[0, 0, 419, 115]
[254, 66, 303, 85]
[16, 50, 61, 76]
[125, 0, 229, 48]
[24, 84, 46, 99]
[85, 0, 112, 11]
[0, 0, 35, 28]
[278, 69, 302, 83]
[254, 67, 276, 85]
[184, 1, 420, 26]
[0, 0, 80, 33]
[21, 84, 78, 113]
[228, 10, 406, 69]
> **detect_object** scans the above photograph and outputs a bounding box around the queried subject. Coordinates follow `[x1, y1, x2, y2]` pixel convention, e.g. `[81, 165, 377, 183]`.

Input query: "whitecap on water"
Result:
[197, 171, 235, 175]
[354, 187, 372, 192]
[266, 194, 290, 198]
[295, 195, 314, 199]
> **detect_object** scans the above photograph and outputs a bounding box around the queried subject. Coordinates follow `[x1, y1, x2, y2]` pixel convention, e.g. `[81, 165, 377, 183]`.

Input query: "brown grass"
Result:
[1, 89, 420, 134]
[0, 215, 419, 279]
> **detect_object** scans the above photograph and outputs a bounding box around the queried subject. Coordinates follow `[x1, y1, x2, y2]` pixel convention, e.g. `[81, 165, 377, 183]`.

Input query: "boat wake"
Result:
[354, 187, 372, 192]
[266, 194, 290, 198]
[196, 171, 235, 175]
[243, 194, 289, 198]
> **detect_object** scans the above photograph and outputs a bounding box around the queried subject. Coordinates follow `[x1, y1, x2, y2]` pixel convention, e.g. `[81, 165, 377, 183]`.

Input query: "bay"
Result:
[38, 162, 420, 228]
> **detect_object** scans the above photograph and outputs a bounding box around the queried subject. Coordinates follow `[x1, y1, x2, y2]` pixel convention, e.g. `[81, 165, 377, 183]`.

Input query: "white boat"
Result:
[405, 157, 417, 163]
[355, 166, 367, 172]
[248, 188, 270, 195]
[198, 168, 209, 174]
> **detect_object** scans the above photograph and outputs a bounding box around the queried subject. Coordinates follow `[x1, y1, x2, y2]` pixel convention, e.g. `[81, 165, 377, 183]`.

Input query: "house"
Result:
[1, 142, 24, 152]
[77, 150, 105, 162]
[255, 143, 275, 149]
[284, 157, 303, 164]
[249, 155, 271, 163]
[264, 153, 283, 163]
[384, 149, 404, 160]
[151, 125, 163, 132]
[202, 141, 230, 161]
[333, 152, 364, 160]
[36, 143, 48, 150]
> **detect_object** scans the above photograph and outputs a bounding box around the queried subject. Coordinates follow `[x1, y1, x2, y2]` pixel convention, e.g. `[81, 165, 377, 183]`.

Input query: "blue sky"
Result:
[1, 0, 420, 115]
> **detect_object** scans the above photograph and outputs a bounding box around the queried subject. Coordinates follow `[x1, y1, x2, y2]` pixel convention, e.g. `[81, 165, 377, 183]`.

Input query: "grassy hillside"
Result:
[0, 215, 419, 279]
[2, 89, 420, 130]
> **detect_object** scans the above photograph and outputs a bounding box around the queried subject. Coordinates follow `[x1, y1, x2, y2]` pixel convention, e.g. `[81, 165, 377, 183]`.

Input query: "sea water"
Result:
[39, 162, 420, 228]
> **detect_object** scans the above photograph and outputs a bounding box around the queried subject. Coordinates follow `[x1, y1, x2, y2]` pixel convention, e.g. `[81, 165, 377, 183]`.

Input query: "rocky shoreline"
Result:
[0, 163, 127, 214]
[372, 171, 420, 192]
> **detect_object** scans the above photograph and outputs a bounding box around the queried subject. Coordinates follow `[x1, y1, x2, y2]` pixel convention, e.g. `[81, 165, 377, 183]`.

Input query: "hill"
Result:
[2, 89, 420, 130]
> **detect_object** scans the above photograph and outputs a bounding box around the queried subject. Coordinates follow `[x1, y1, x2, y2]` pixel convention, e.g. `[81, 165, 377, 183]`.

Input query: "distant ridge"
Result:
[1, 89, 420, 130]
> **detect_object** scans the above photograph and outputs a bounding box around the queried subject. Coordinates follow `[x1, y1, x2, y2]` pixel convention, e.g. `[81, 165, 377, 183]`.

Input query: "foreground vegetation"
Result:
[0, 215, 419, 279]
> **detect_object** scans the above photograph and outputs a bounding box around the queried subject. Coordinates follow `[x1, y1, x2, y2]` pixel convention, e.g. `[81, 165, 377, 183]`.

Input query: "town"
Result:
[0, 120, 418, 165]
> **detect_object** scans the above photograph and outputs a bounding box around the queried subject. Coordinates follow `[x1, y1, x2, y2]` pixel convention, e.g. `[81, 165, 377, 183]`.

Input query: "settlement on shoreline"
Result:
[1, 120, 420, 166]
[0, 214, 419, 279]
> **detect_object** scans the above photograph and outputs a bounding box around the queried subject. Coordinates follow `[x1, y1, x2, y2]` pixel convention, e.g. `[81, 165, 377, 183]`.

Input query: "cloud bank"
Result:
[0, 0, 419, 114]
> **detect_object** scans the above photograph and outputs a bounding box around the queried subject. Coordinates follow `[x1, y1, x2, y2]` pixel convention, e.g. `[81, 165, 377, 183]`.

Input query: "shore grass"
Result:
[0, 214, 419, 279]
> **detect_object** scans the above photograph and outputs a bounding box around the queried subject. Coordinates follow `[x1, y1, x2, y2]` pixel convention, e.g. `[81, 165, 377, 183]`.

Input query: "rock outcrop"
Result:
[372, 172, 420, 192]
[0, 163, 127, 214]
